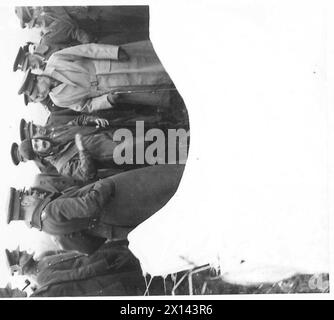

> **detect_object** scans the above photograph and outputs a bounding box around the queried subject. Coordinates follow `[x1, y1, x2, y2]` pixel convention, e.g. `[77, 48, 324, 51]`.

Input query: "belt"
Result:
[86, 219, 133, 241]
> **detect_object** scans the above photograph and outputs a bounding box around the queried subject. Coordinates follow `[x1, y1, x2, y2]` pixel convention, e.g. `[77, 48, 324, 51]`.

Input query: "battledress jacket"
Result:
[38, 114, 177, 183]
[58, 5, 150, 45]
[30, 242, 168, 297]
[25, 115, 126, 182]
[30, 164, 185, 253]
[32, 242, 139, 286]
[42, 41, 175, 113]
[45, 109, 169, 132]
[38, 123, 142, 182]
[37, 6, 93, 47]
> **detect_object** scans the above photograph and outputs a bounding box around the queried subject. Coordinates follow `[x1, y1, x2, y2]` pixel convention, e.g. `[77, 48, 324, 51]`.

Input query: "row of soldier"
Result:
[2, 6, 189, 297]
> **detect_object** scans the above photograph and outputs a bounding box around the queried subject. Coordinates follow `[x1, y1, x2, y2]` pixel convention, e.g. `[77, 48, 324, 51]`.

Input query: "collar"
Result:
[30, 192, 61, 230]
[43, 67, 78, 87]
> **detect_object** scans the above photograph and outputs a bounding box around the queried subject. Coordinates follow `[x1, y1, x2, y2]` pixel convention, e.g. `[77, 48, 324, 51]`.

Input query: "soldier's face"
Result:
[30, 76, 50, 102]
[21, 191, 45, 228]
[32, 138, 51, 154]
[35, 125, 47, 136]
[27, 54, 44, 70]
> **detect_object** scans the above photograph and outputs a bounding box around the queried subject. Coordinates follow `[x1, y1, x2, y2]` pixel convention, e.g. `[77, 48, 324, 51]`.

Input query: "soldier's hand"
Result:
[75, 134, 85, 151]
[95, 118, 109, 128]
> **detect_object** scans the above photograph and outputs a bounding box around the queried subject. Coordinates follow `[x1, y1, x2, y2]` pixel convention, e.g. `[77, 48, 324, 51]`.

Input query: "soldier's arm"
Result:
[49, 248, 135, 281]
[59, 151, 97, 183]
[37, 258, 110, 283]
[34, 158, 58, 174]
[80, 95, 114, 113]
[37, 250, 67, 260]
[64, 259, 111, 281]
[48, 178, 115, 219]
[40, 23, 78, 47]
[41, 7, 94, 45]
[52, 43, 120, 60]
[66, 114, 108, 127]
[47, 96, 110, 114]
[71, 28, 95, 44]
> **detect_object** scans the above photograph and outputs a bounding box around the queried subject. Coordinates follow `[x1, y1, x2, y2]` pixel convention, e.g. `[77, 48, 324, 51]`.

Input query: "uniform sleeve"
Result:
[60, 150, 97, 183]
[81, 95, 114, 113]
[34, 158, 58, 174]
[48, 96, 112, 114]
[53, 43, 120, 60]
[65, 259, 110, 280]
[47, 178, 115, 220]
[66, 115, 99, 126]
[37, 250, 67, 260]
[39, 259, 111, 285]
[41, 26, 93, 46]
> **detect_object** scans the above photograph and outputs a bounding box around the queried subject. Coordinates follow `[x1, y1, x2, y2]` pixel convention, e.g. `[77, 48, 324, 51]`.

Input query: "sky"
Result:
[0, 0, 332, 294]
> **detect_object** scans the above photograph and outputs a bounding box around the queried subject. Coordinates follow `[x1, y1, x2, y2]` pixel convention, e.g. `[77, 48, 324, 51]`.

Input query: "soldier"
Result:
[13, 43, 48, 73]
[15, 6, 149, 46]
[11, 115, 117, 180]
[71, 6, 150, 45]
[7, 164, 185, 253]
[5, 242, 170, 297]
[15, 113, 182, 183]
[17, 122, 148, 182]
[14, 6, 94, 46]
[13, 41, 73, 74]
[18, 41, 176, 113]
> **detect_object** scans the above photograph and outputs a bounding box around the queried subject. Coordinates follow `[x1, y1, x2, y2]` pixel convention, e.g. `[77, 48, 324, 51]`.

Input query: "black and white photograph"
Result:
[0, 0, 332, 300]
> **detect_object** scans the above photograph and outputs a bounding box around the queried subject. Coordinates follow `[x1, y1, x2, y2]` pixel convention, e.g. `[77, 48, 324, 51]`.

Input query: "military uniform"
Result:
[69, 5, 150, 45]
[13, 43, 66, 75]
[20, 122, 140, 182]
[8, 165, 185, 253]
[40, 41, 175, 113]
[32, 173, 83, 193]
[49, 6, 150, 45]
[15, 6, 93, 46]
[19, 110, 183, 182]
[5, 242, 168, 297]
[18, 117, 148, 182]
[29, 242, 168, 297]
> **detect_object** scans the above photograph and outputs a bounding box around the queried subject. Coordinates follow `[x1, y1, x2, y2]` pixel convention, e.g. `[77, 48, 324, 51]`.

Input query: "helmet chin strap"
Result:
[21, 279, 31, 291]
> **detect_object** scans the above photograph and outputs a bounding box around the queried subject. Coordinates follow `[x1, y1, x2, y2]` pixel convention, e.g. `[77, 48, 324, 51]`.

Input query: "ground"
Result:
[146, 266, 329, 295]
